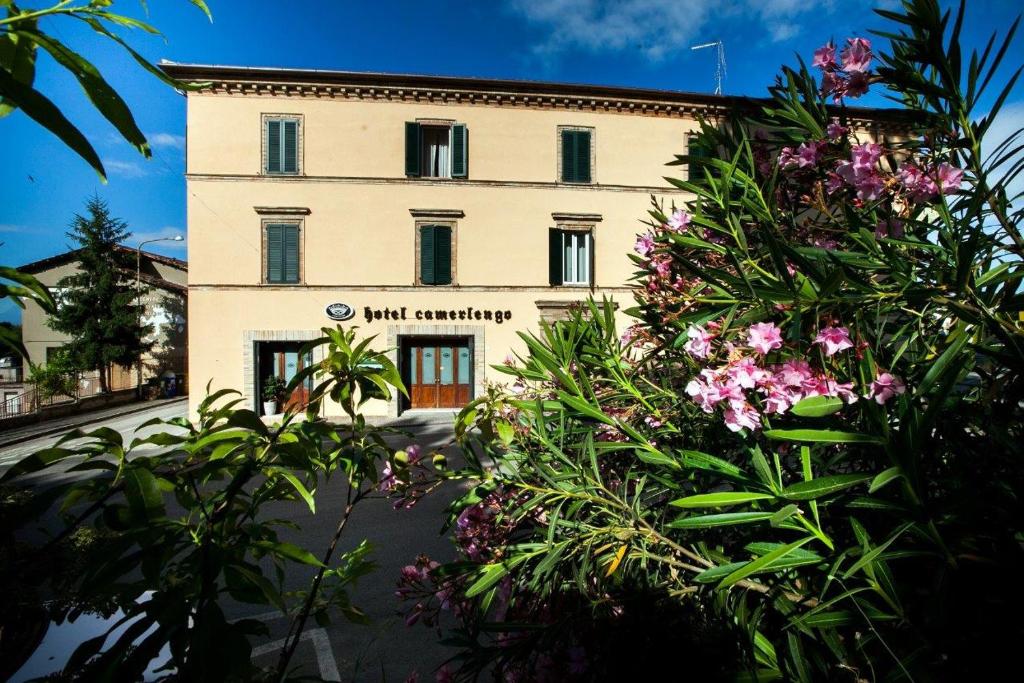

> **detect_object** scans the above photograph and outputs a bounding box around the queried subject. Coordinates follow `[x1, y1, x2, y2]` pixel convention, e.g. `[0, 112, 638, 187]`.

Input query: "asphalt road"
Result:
[5, 402, 471, 682]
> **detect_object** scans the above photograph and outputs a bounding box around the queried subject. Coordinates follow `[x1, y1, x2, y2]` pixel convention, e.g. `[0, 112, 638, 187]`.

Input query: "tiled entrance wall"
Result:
[242, 329, 323, 412]
[386, 324, 486, 418]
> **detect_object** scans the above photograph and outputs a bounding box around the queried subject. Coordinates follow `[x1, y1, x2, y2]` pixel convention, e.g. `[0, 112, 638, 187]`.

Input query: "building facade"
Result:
[18, 247, 188, 396]
[168, 64, 837, 417]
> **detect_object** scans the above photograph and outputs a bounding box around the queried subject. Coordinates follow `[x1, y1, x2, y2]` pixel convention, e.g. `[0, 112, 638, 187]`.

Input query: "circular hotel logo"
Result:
[325, 302, 354, 321]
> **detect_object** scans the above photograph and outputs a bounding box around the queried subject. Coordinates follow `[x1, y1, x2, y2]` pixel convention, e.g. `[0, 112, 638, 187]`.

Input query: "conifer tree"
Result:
[48, 196, 151, 393]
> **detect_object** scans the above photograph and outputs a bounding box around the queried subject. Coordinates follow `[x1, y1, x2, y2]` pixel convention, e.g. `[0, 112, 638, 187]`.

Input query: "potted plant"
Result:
[261, 375, 287, 416]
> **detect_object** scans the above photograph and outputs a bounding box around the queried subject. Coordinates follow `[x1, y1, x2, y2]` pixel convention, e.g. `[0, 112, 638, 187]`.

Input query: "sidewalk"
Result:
[0, 396, 188, 449]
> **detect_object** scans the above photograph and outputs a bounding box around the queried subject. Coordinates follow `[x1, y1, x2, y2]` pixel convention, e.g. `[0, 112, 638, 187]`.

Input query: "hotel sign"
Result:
[363, 306, 513, 324]
[325, 302, 355, 321]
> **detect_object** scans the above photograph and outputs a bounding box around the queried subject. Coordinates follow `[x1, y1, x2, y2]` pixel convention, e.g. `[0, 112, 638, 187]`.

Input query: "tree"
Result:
[412, 1, 1024, 680]
[49, 195, 151, 392]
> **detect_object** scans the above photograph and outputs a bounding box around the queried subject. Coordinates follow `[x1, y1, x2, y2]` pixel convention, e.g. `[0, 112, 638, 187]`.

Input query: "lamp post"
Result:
[137, 235, 184, 395]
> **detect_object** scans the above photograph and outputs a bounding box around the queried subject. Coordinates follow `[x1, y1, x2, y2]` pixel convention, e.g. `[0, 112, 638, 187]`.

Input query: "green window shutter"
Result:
[561, 130, 575, 182]
[283, 224, 299, 282]
[548, 228, 563, 285]
[451, 124, 468, 178]
[420, 225, 435, 284]
[575, 130, 591, 183]
[405, 122, 422, 177]
[434, 226, 452, 285]
[266, 224, 284, 282]
[266, 120, 282, 174]
[282, 120, 298, 173]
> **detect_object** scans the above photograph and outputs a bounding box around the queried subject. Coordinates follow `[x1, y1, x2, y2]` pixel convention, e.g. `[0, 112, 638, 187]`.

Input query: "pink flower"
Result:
[651, 255, 672, 278]
[436, 665, 454, 683]
[667, 209, 691, 232]
[850, 143, 882, 172]
[684, 324, 714, 359]
[724, 402, 761, 432]
[635, 233, 655, 257]
[840, 37, 873, 74]
[778, 146, 799, 170]
[826, 118, 848, 140]
[761, 384, 796, 414]
[934, 162, 964, 195]
[825, 172, 845, 194]
[821, 71, 846, 102]
[406, 444, 423, 463]
[854, 172, 886, 201]
[814, 326, 854, 356]
[776, 359, 813, 388]
[728, 357, 768, 389]
[812, 42, 837, 70]
[379, 462, 397, 492]
[845, 71, 871, 98]
[825, 379, 860, 404]
[747, 322, 784, 355]
[644, 415, 663, 429]
[797, 141, 823, 168]
[900, 163, 938, 202]
[868, 372, 906, 404]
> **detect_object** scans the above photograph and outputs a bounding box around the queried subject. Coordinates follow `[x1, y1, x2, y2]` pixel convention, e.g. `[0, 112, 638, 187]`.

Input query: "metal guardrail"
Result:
[0, 385, 78, 421]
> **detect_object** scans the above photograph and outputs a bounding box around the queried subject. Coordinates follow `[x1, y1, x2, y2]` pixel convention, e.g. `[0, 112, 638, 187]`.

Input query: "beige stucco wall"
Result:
[20, 256, 188, 385]
[186, 87, 697, 417]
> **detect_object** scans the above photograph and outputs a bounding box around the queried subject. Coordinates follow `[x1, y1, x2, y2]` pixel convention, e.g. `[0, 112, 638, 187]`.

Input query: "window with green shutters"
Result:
[560, 128, 593, 183]
[264, 116, 300, 174]
[265, 223, 300, 284]
[405, 122, 468, 178]
[419, 225, 453, 285]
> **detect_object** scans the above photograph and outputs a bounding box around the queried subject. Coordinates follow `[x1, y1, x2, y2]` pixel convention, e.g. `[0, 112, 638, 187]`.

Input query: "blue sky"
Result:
[2, 0, 1022, 322]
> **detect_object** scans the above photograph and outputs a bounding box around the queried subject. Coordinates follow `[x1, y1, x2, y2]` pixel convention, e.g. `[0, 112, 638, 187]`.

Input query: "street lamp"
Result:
[137, 235, 184, 395]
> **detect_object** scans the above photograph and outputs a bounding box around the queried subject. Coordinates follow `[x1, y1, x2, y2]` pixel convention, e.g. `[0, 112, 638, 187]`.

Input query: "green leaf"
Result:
[868, 467, 903, 493]
[0, 18, 36, 117]
[717, 537, 814, 589]
[13, 29, 149, 154]
[668, 511, 775, 529]
[465, 562, 510, 599]
[914, 332, 969, 398]
[254, 541, 324, 567]
[669, 491, 775, 508]
[275, 470, 315, 514]
[124, 468, 164, 520]
[764, 429, 883, 445]
[789, 396, 845, 418]
[781, 474, 873, 501]
[0, 67, 105, 179]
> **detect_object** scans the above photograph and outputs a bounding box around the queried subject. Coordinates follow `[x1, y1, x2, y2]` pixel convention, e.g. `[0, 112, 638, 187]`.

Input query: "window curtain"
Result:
[423, 127, 451, 178]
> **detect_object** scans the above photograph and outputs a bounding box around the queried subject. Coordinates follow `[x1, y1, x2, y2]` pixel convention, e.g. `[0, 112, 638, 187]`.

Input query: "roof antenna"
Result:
[691, 39, 726, 95]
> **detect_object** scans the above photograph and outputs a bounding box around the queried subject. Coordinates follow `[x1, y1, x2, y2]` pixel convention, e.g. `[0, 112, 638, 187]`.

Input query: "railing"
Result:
[0, 385, 78, 421]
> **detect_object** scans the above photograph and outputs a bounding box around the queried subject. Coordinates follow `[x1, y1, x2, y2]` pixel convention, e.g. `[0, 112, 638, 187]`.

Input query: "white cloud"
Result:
[508, 0, 858, 62]
[129, 226, 187, 251]
[105, 159, 151, 178]
[148, 132, 185, 150]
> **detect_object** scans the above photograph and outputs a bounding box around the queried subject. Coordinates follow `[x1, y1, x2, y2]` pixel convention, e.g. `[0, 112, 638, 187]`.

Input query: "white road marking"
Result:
[250, 628, 341, 682]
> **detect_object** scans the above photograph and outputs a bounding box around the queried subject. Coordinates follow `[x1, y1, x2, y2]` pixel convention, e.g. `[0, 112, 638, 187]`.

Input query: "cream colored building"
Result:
[163, 63, 787, 417]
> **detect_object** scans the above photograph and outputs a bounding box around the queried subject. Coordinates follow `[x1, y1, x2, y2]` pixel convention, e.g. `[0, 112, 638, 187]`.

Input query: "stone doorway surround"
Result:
[242, 329, 324, 413]
[386, 323, 485, 418]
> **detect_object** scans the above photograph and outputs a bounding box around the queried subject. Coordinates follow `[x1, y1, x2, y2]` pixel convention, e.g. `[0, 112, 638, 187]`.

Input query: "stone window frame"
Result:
[259, 216, 305, 286]
[411, 209, 463, 287]
[556, 124, 597, 184]
[260, 113, 304, 176]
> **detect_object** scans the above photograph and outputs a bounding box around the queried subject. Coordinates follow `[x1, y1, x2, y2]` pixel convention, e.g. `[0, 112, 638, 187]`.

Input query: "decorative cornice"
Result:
[552, 212, 603, 223]
[409, 208, 465, 219]
[254, 206, 311, 215]
[160, 62, 916, 128]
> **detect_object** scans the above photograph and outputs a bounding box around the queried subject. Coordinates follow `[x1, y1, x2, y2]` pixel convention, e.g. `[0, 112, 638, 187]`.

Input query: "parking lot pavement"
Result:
[6, 405, 472, 682]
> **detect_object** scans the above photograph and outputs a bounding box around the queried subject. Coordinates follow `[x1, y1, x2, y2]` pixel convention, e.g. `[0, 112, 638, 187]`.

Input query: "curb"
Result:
[0, 397, 188, 449]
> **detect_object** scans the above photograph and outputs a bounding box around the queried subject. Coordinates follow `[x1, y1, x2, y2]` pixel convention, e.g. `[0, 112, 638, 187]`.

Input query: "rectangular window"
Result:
[549, 229, 591, 286]
[405, 122, 468, 178]
[560, 129, 592, 183]
[419, 225, 453, 285]
[265, 117, 300, 174]
[265, 223, 300, 284]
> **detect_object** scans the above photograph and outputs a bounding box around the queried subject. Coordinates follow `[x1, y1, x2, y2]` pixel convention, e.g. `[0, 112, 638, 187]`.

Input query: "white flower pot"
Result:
[262, 400, 278, 416]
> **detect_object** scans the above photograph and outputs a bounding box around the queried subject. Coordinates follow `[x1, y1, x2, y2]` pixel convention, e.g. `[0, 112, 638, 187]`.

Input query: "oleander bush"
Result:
[406, 1, 1024, 680]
